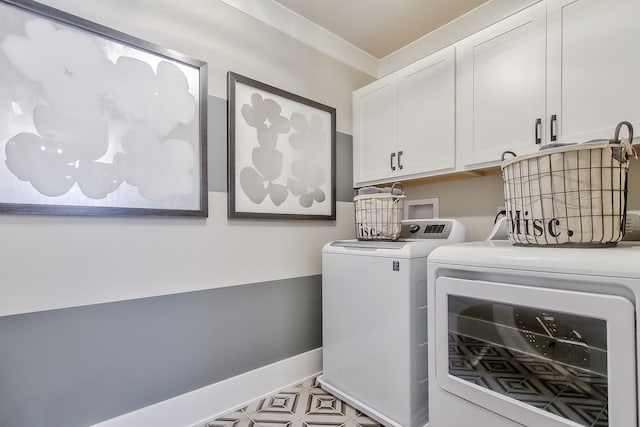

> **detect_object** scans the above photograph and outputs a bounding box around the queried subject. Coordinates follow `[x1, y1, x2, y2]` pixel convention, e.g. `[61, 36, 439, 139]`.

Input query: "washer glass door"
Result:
[434, 277, 636, 427]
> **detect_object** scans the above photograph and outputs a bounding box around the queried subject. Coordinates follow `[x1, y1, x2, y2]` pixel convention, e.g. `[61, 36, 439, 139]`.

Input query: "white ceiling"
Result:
[272, 0, 490, 59]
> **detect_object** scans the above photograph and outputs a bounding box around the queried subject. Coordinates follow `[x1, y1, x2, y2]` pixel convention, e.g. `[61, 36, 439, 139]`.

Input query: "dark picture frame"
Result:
[0, 0, 208, 217]
[227, 72, 336, 220]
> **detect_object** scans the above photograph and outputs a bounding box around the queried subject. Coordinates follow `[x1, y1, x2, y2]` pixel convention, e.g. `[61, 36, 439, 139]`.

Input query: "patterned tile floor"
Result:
[201, 376, 383, 427]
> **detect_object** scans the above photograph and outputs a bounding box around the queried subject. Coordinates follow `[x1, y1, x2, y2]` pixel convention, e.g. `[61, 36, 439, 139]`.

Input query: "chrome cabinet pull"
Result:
[397, 150, 404, 169]
[390, 152, 396, 171]
[535, 118, 542, 144]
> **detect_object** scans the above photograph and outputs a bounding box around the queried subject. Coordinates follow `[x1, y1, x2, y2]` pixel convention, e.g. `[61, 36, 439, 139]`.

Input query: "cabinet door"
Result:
[353, 75, 398, 186]
[397, 46, 456, 177]
[458, 3, 547, 168]
[547, 0, 640, 144]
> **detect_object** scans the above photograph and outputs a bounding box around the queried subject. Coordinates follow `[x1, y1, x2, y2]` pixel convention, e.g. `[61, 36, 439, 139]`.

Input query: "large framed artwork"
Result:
[0, 0, 208, 216]
[228, 72, 336, 220]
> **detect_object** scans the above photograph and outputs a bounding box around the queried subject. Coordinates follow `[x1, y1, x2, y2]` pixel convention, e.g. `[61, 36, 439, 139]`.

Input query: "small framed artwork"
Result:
[0, 0, 208, 216]
[228, 72, 336, 220]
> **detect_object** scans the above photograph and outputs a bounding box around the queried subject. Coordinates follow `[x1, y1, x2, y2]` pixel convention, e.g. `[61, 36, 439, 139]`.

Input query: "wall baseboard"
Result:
[91, 348, 323, 427]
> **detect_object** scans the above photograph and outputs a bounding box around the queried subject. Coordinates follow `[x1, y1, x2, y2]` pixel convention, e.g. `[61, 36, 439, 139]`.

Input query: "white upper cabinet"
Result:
[353, 46, 456, 186]
[353, 0, 639, 184]
[353, 74, 398, 184]
[397, 47, 456, 178]
[457, 2, 547, 168]
[546, 0, 640, 144]
[458, 0, 639, 169]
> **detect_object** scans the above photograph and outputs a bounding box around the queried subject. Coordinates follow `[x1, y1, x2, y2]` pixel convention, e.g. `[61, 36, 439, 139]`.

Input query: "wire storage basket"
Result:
[501, 121, 636, 247]
[354, 183, 406, 240]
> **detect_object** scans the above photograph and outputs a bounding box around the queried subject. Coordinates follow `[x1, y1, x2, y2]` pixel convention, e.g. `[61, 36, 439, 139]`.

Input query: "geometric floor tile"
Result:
[202, 376, 383, 427]
[343, 414, 387, 427]
[204, 409, 252, 427]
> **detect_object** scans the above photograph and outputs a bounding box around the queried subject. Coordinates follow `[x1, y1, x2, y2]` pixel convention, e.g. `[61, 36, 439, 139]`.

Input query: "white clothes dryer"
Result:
[319, 219, 466, 427]
[427, 240, 640, 427]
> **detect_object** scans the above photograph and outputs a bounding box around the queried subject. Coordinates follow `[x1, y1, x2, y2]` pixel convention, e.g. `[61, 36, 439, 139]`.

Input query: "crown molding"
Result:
[219, 0, 539, 79]
[378, 0, 539, 77]
[218, 0, 379, 77]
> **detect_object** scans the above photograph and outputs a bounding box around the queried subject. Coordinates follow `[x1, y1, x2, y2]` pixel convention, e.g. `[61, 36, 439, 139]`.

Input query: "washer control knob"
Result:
[409, 224, 420, 233]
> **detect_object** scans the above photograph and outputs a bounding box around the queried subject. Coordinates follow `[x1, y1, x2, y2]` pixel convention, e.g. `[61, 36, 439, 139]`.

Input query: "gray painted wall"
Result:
[0, 94, 353, 427]
[336, 132, 355, 203]
[0, 275, 322, 427]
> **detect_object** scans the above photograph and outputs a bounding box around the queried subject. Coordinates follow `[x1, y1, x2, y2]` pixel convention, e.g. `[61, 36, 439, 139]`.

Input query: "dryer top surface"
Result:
[428, 240, 640, 280]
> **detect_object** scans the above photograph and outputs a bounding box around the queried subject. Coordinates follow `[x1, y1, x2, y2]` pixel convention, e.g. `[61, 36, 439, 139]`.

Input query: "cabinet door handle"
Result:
[535, 118, 542, 144]
[390, 152, 396, 171]
[397, 150, 404, 170]
[550, 114, 558, 142]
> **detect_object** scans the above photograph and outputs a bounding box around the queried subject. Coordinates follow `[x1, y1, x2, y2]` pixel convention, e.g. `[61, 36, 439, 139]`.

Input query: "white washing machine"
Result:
[319, 219, 466, 427]
[427, 238, 640, 427]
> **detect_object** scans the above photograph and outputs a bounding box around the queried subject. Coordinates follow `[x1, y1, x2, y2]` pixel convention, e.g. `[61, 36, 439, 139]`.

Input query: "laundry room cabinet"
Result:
[352, 74, 397, 185]
[353, 0, 639, 183]
[546, 0, 640, 145]
[459, 0, 640, 169]
[457, 2, 547, 168]
[353, 46, 455, 186]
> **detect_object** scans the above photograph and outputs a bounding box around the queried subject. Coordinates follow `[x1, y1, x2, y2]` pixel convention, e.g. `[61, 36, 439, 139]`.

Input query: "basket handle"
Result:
[613, 121, 634, 143]
[501, 151, 517, 162]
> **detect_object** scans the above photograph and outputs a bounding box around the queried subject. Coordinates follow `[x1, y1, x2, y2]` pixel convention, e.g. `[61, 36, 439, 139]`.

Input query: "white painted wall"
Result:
[0, 195, 354, 316]
[0, 0, 368, 316]
[404, 174, 505, 242]
[10, 0, 635, 317]
[36, 0, 373, 135]
[405, 163, 640, 242]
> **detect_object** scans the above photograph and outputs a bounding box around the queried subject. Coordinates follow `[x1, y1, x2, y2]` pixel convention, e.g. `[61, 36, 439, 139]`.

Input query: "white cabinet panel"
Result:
[398, 47, 456, 176]
[353, 75, 398, 184]
[547, 0, 640, 143]
[353, 47, 456, 186]
[458, 2, 546, 168]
